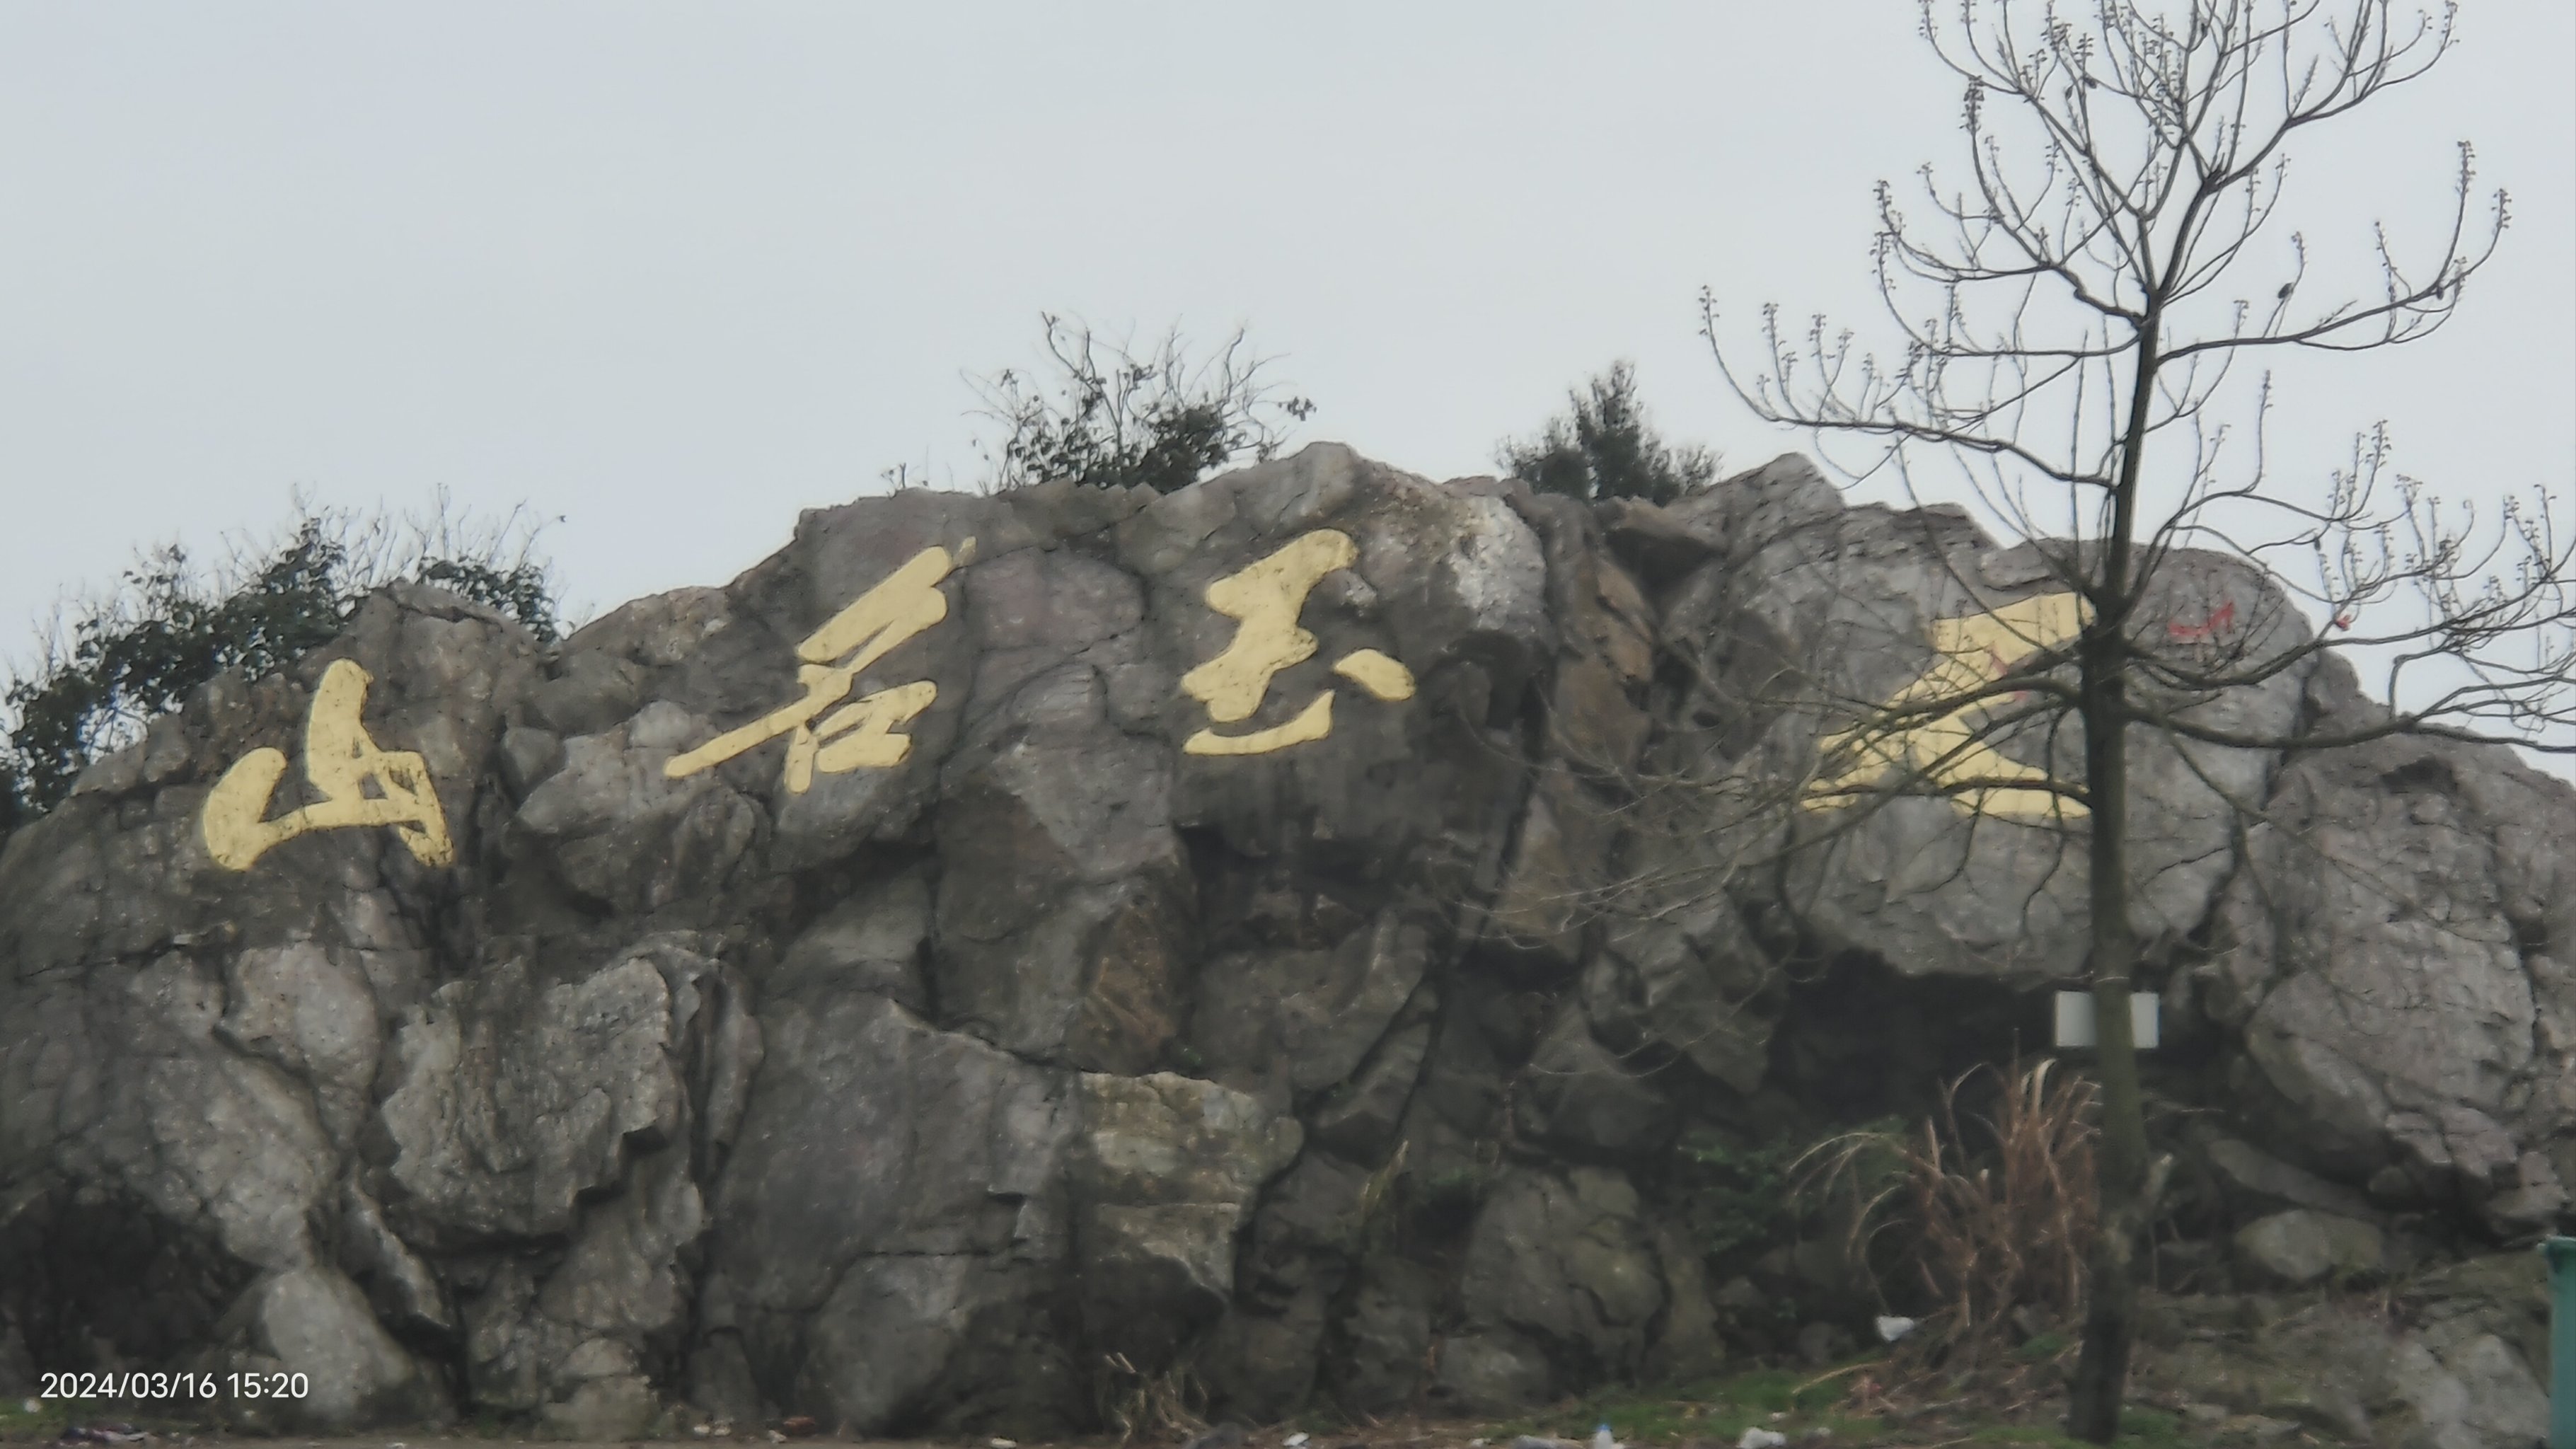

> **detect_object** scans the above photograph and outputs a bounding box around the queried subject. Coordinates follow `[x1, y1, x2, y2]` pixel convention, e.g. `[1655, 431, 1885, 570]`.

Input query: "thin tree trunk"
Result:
[2066, 706, 2147, 1439]
[2067, 297, 2160, 1441]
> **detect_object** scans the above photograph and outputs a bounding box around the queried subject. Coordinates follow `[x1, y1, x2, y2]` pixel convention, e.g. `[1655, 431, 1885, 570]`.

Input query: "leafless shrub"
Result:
[969, 315, 1315, 495]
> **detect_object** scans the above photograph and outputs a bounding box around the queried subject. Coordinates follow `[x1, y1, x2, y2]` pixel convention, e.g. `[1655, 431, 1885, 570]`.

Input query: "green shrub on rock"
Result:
[0, 493, 564, 831]
[1498, 360, 1718, 505]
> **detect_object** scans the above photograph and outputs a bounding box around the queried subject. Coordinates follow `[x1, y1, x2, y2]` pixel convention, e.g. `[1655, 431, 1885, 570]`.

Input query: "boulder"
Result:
[1728, 507, 2311, 983]
[1069, 1071, 1301, 1368]
[2202, 696, 2576, 1213]
[1328, 1255, 1438, 1414]
[2135, 1257, 2553, 1448]
[2202, 1137, 2379, 1223]
[2231, 1209, 2384, 1287]
[1454, 1166, 1665, 1396]
[1428, 1327, 1552, 1414]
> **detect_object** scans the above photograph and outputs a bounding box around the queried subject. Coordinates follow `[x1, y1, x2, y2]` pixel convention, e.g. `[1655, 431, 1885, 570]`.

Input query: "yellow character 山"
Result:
[201, 658, 456, 872]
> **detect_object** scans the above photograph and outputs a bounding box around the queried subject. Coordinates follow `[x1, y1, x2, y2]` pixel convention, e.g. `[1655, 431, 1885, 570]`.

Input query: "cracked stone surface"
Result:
[6, 443, 2574, 1435]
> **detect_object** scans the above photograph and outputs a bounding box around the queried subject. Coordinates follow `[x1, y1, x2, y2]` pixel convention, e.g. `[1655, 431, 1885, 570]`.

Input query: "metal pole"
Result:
[2543, 1236, 2576, 1449]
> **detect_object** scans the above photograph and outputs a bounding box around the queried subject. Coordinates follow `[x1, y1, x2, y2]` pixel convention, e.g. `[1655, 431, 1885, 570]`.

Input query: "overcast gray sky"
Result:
[3, 4, 2568, 669]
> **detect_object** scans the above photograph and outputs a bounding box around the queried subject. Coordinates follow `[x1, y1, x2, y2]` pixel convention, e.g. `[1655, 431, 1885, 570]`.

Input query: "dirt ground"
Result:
[0, 1419, 2140, 1449]
[4, 1373, 2187, 1448]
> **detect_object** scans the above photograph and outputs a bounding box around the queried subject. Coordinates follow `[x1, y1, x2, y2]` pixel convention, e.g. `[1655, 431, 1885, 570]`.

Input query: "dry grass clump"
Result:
[1799, 1057, 2099, 1361]
[1096, 1351, 1208, 1445]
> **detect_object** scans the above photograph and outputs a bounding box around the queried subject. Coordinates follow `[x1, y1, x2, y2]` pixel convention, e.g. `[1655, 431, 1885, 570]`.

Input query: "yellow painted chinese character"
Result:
[201, 658, 456, 872]
[1803, 591, 2087, 821]
[664, 541, 969, 791]
[1180, 529, 1414, 756]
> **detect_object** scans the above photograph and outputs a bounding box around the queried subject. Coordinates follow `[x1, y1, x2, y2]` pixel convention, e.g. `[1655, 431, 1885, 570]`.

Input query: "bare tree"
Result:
[1697, 0, 2553, 1436]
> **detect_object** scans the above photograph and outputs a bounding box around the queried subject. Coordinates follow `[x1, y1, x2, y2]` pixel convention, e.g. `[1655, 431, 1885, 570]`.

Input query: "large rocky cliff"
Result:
[3, 445, 2571, 1437]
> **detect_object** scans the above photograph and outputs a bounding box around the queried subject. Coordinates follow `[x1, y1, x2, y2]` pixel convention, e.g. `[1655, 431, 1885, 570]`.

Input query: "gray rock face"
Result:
[1699, 487, 2310, 983]
[1516, 1009, 1677, 1160]
[6, 443, 2575, 1433]
[1450, 1166, 1663, 1404]
[1581, 901, 1776, 1095]
[696, 991, 1075, 1432]
[2198, 691, 2576, 1222]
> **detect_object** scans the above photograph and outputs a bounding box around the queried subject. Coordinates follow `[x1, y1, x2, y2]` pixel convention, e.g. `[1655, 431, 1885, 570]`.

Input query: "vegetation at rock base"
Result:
[1800, 1060, 2101, 1364]
[1095, 1349, 1211, 1447]
[0, 490, 565, 833]
[1678, 1128, 1825, 1265]
[1497, 360, 1719, 505]
[949, 313, 1317, 495]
